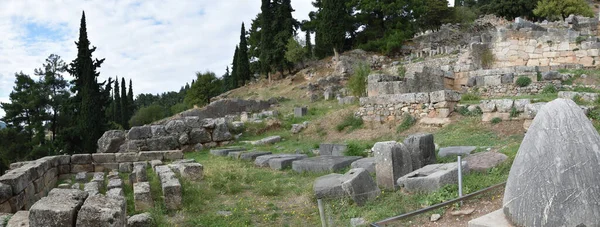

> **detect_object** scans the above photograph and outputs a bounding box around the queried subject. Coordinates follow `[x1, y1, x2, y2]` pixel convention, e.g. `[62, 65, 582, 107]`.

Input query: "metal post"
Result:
[457, 155, 463, 205]
[317, 199, 327, 227]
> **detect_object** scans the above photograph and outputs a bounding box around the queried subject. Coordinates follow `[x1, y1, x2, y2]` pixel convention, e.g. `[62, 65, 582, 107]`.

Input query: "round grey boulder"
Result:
[503, 98, 600, 226]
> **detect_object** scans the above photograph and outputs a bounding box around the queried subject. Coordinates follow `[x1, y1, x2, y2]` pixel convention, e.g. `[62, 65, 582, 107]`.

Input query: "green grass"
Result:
[396, 115, 416, 133]
[147, 167, 169, 227]
[119, 173, 136, 215]
[335, 114, 364, 132]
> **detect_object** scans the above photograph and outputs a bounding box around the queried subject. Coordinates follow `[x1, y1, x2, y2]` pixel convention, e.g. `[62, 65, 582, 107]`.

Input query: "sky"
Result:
[0, 0, 316, 118]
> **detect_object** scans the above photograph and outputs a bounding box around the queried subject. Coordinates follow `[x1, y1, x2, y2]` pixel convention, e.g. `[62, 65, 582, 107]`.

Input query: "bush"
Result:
[345, 141, 371, 157]
[398, 66, 406, 78]
[515, 76, 532, 87]
[576, 36, 588, 45]
[129, 104, 168, 127]
[396, 115, 416, 133]
[491, 117, 502, 124]
[481, 48, 495, 69]
[573, 94, 586, 105]
[461, 93, 481, 102]
[348, 62, 370, 97]
[457, 106, 483, 117]
[336, 114, 364, 132]
[537, 71, 542, 81]
[509, 107, 519, 118]
[542, 84, 557, 94]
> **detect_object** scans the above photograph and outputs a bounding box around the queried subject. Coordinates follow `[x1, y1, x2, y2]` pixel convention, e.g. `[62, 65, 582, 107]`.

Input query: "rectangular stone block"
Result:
[57, 165, 71, 174]
[429, 90, 461, 103]
[294, 107, 308, 117]
[92, 172, 105, 184]
[84, 182, 100, 196]
[155, 166, 182, 210]
[75, 195, 126, 227]
[6, 210, 29, 227]
[169, 163, 203, 181]
[70, 154, 92, 164]
[0, 200, 11, 213]
[137, 151, 165, 161]
[163, 150, 184, 161]
[292, 156, 362, 173]
[133, 161, 148, 169]
[71, 164, 93, 173]
[92, 153, 115, 163]
[107, 178, 123, 190]
[44, 167, 58, 186]
[0, 169, 31, 194]
[94, 163, 119, 172]
[373, 141, 413, 190]
[319, 144, 348, 156]
[24, 182, 36, 210]
[9, 191, 25, 213]
[133, 182, 153, 211]
[269, 157, 304, 170]
[0, 183, 12, 204]
[57, 155, 71, 165]
[115, 152, 138, 162]
[119, 162, 133, 173]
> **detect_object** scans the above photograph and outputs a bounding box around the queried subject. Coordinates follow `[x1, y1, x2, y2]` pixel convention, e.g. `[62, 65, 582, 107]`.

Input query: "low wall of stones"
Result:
[166, 98, 274, 123]
[466, 81, 562, 98]
[356, 90, 461, 122]
[0, 150, 184, 213]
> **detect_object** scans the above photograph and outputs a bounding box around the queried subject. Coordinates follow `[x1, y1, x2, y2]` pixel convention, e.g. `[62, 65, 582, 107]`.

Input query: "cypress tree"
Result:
[114, 77, 121, 125]
[315, 0, 347, 58]
[305, 30, 312, 59]
[222, 66, 232, 91]
[237, 23, 251, 86]
[259, 0, 274, 75]
[68, 11, 107, 153]
[120, 77, 129, 129]
[231, 46, 239, 88]
[128, 79, 134, 116]
[272, 0, 296, 74]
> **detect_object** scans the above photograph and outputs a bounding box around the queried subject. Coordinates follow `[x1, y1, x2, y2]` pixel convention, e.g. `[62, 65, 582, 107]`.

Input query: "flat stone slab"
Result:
[319, 143, 348, 156]
[350, 158, 376, 174]
[438, 146, 476, 157]
[29, 189, 88, 227]
[248, 136, 282, 145]
[76, 194, 126, 227]
[107, 178, 123, 190]
[313, 168, 380, 206]
[468, 209, 514, 227]
[313, 173, 345, 199]
[169, 163, 204, 181]
[465, 152, 508, 172]
[7, 210, 29, 227]
[397, 162, 469, 193]
[254, 154, 307, 167]
[292, 156, 362, 173]
[240, 151, 272, 161]
[269, 156, 306, 170]
[210, 147, 247, 156]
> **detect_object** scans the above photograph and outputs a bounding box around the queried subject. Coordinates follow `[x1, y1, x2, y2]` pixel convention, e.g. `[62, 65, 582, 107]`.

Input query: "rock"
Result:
[465, 152, 508, 172]
[29, 189, 88, 227]
[155, 166, 182, 210]
[145, 136, 178, 151]
[468, 209, 511, 227]
[339, 96, 357, 105]
[294, 107, 308, 117]
[115, 153, 138, 162]
[92, 153, 115, 163]
[7, 210, 29, 227]
[239, 151, 272, 161]
[403, 133, 436, 170]
[350, 158, 376, 174]
[178, 133, 189, 145]
[107, 178, 123, 190]
[209, 147, 246, 156]
[91, 172, 105, 184]
[340, 168, 381, 206]
[250, 136, 282, 145]
[350, 217, 368, 227]
[76, 194, 126, 227]
[290, 124, 306, 134]
[292, 156, 361, 173]
[168, 163, 204, 181]
[150, 160, 163, 170]
[138, 151, 164, 161]
[133, 182, 153, 212]
[542, 71, 562, 80]
[212, 118, 232, 142]
[451, 208, 475, 216]
[216, 211, 232, 217]
[75, 172, 87, 183]
[96, 130, 126, 153]
[438, 146, 476, 157]
[493, 99, 514, 113]
[127, 126, 152, 140]
[254, 154, 307, 167]
[313, 173, 345, 199]
[513, 99, 530, 112]
[523, 102, 546, 119]
[268, 157, 305, 170]
[479, 100, 496, 113]
[70, 154, 92, 164]
[373, 141, 412, 190]
[503, 99, 600, 226]
[430, 213, 441, 222]
[127, 212, 154, 227]
[150, 125, 168, 137]
[501, 73, 514, 84]
[319, 143, 348, 156]
[397, 162, 469, 193]
[130, 165, 148, 184]
[165, 120, 187, 135]
[83, 182, 100, 196]
[189, 128, 212, 144]
[118, 162, 133, 173]
[163, 150, 184, 161]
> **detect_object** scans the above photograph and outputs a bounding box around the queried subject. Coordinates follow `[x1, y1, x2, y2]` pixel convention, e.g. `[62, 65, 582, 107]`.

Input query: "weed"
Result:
[491, 117, 502, 124]
[572, 94, 586, 105]
[481, 48, 495, 69]
[461, 93, 481, 103]
[576, 36, 588, 45]
[396, 115, 416, 133]
[336, 114, 364, 132]
[515, 76, 532, 87]
[457, 106, 482, 117]
[348, 62, 370, 97]
[541, 84, 557, 94]
[398, 66, 406, 79]
[345, 141, 373, 157]
[572, 86, 600, 93]
[509, 107, 518, 118]
[536, 71, 542, 81]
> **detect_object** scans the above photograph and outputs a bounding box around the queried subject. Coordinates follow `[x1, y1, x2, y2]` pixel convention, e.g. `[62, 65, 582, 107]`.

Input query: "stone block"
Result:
[127, 126, 152, 140]
[115, 153, 138, 162]
[91, 172, 105, 184]
[137, 151, 165, 161]
[268, 157, 305, 170]
[479, 100, 496, 113]
[70, 154, 92, 164]
[23, 183, 35, 210]
[93, 163, 119, 172]
[163, 150, 184, 161]
[0, 200, 11, 213]
[209, 147, 246, 156]
[29, 189, 88, 227]
[159, 173, 182, 210]
[313, 174, 345, 199]
[130, 166, 148, 184]
[249, 136, 281, 145]
[168, 163, 203, 181]
[127, 212, 154, 227]
[212, 118, 232, 142]
[107, 178, 123, 190]
[133, 182, 153, 212]
[57, 165, 70, 174]
[57, 155, 71, 165]
[483, 75, 502, 86]
[340, 168, 381, 206]
[350, 158, 376, 174]
[71, 164, 93, 173]
[133, 161, 148, 169]
[118, 162, 133, 173]
[92, 153, 115, 164]
[83, 182, 100, 196]
[6, 210, 29, 227]
[76, 195, 126, 227]
[397, 162, 469, 193]
[403, 133, 436, 170]
[373, 141, 413, 190]
[239, 151, 272, 161]
[0, 183, 12, 204]
[493, 99, 514, 113]
[150, 160, 163, 170]
[292, 156, 362, 173]
[482, 112, 511, 122]
[319, 143, 348, 156]
[468, 209, 513, 227]
[9, 191, 25, 212]
[465, 152, 508, 172]
[294, 107, 308, 117]
[429, 90, 461, 103]
[0, 169, 31, 194]
[513, 99, 530, 112]
[75, 172, 87, 183]
[438, 146, 476, 157]
[254, 154, 308, 167]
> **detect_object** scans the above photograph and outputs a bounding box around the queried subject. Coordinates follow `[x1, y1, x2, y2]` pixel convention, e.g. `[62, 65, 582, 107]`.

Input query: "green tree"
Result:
[113, 77, 122, 126]
[237, 23, 251, 86]
[418, 0, 453, 31]
[272, 0, 298, 74]
[184, 71, 222, 107]
[231, 46, 239, 88]
[285, 37, 307, 67]
[247, 13, 263, 75]
[67, 11, 109, 153]
[222, 66, 233, 92]
[129, 104, 168, 127]
[479, 0, 537, 20]
[314, 0, 350, 58]
[305, 30, 313, 59]
[120, 77, 129, 129]
[128, 79, 135, 114]
[34, 54, 69, 142]
[534, 0, 594, 21]
[260, 0, 275, 76]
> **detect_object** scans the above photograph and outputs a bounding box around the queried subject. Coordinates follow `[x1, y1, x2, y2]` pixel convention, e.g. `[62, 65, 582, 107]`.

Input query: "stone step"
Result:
[292, 156, 362, 173]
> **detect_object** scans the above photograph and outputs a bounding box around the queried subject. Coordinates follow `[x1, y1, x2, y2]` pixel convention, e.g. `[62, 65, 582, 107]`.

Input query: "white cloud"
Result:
[0, 0, 315, 118]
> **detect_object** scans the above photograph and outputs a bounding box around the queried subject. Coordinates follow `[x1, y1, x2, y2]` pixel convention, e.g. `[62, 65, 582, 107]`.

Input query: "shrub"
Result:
[457, 106, 483, 117]
[336, 114, 364, 132]
[515, 76, 532, 87]
[345, 141, 371, 157]
[129, 104, 168, 127]
[576, 36, 588, 45]
[509, 107, 519, 118]
[348, 62, 370, 97]
[542, 84, 557, 94]
[537, 71, 542, 81]
[491, 117, 502, 124]
[481, 48, 495, 69]
[396, 115, 416, 133]
[398, 66, 406, 78]
[461, 93, 481, 102]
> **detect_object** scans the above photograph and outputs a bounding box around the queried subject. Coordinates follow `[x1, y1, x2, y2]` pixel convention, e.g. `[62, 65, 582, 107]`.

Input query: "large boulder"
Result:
[503, 99, 600, 226]
[97, 130, 126, 153]
[212, 118, 232, 142]
[127, 126, 152, 140]
[189, 128, 212, 144]
[165, 120, 188, 135]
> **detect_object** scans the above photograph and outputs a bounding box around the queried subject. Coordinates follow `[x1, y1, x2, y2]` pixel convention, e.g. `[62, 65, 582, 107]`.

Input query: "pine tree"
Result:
[67, 11, 107, 153]
[114, 77, 122, 125]
[120, 77, 129, 129]
[222, 66, 232, 91]
[260, 0, 274, 76]
[34, 54, 69, 142]
[128, 79, 134, 117]
[231, 46, 239, 88]
[237, 23, 251, 86]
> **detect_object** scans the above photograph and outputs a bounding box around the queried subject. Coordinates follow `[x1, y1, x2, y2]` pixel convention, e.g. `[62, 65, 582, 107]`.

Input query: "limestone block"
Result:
[403, 133, 436, 170]
[373, 141, 412, 190]
[115, 153, 138, 162]
[118, 162, 133, 173]
[76, 195, 126, 227]
[29, 189, 88, 227]
[70, 154, 92, 164]
[137, 151, 165, 161]
[6, 210, 29, 227]
[94, 163, 119, 172]
[133, 182, 153, 212]
[127, 212, 154, 227]
[0, 169, 31, 194]
[71, 163, 94, 173]
[169, 163, 204, 181]
[107, 178, 123, 190]
[340, 168, 381, 206]
[163, 150, 184, 161]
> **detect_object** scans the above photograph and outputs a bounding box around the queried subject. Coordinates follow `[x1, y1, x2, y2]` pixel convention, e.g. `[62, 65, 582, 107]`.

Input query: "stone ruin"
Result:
[0, 150, 203, 226]
[470, 98, 600, 226]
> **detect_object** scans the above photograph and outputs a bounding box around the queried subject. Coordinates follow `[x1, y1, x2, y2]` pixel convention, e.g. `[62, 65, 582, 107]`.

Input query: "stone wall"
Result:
[174, 98, 274, 121]
[467, 81, 562, 98]
[0, 150, 184, 214]
[367, 67, 449, 97]
[356, 90, 461, 122]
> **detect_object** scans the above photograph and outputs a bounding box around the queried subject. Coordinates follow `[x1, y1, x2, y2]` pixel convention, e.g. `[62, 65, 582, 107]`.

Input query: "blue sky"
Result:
[0, 0, 315, 118]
